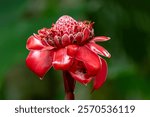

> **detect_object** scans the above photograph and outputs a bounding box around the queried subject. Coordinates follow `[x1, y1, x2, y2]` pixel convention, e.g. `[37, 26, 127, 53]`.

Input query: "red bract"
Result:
[26, 15, 111, 98]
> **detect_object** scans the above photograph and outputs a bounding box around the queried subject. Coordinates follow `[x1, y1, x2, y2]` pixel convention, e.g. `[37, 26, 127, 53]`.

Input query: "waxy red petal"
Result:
[93, 58, 108, 90]
[26, 35, 54, 50]
[76, 46, 100, 76]
[53, 48, 73, 70]
[26, 35, 45, 50]
[26, 50, 53, 78]
[67, 44, 79, 58]
[86, 42, 111, 58]
[92, 36, 110, 42]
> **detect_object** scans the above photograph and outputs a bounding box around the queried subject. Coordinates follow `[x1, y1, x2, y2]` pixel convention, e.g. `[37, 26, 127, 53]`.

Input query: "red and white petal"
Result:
[82, 28, 90, 42]
[53, 48, 73, 70]
[54, 36, 61, 48]
[75, 46, 101, 76]
[75, 32, 83, 43]
[38, 28, 48, 36]
[69, 34, 75, 43]
[69, 71, 92, 85]
[93, 58, 108, 90]
[86, 42, 111, 58]
[92, 36, 110, 42]
[62, 34, 70, 46]
[26, 50, 54, 78]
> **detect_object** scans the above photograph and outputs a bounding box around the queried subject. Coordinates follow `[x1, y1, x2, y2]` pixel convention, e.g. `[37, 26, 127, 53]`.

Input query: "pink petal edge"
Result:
[86, 42, 111, 58]
[92, 36, 110, 42]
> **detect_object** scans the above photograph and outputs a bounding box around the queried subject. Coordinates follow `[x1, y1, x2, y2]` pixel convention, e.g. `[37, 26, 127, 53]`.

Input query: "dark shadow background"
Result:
[0, 0, 150, 99]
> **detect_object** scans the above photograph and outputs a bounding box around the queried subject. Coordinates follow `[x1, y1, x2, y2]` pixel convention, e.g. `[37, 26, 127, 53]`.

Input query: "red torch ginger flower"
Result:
[26, 15, 111, 99]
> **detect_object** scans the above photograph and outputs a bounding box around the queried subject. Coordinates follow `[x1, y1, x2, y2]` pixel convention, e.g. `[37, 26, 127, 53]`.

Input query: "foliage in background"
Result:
[0, 0, 150, 99]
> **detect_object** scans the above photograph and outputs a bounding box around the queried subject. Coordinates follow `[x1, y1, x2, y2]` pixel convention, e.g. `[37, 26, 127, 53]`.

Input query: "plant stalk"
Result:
[63, 71, 75, 100]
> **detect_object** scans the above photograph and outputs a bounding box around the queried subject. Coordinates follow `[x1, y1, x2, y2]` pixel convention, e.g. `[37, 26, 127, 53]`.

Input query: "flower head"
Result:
[26, 15, 111, 91]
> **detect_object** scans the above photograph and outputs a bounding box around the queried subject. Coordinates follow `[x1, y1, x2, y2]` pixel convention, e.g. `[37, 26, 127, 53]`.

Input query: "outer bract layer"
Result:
[26, 15, 111, 90]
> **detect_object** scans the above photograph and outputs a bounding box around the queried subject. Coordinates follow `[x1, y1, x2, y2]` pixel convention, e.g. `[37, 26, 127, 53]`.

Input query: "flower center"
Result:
[38, 15, 94, 48]
[55, 15, 77, 35]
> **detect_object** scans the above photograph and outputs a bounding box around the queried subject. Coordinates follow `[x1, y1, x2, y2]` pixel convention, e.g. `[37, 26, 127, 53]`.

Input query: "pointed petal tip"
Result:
[82, 28, 90, 42]
[103, 50, 111, 58]
[33, 33, 36, 36]
[62, 34, 70, 47]
[107, 37, 111, 40]
[40, 77, 44, 80]
[26, 35, 44, 50]
[86, 43, 111, 58]
[93, 36, 111, 42]
[75, 32, 83, 43]
[83, 83, 88, 86]
[108, 53, 111, 58]
[104, 50, 111, 58]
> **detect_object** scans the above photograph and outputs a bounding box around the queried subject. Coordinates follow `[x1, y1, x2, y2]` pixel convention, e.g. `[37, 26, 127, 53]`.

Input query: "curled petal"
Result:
[53, 48, 73, 70]
[69, 71, 92, 85]
[92, 36, 110, 42]
[26, 35, 54, 50]
[26, 50, 54, 78]
[86, 42, 111, 58]
[93, 58, 108, 90]
[69, 60, 92, 84]
[26, 35, 45, 50]
[76, 46, 100, 76]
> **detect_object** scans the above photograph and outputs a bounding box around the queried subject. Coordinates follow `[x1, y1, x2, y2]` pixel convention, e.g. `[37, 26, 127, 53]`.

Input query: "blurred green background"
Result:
[0, 0, 150, 100]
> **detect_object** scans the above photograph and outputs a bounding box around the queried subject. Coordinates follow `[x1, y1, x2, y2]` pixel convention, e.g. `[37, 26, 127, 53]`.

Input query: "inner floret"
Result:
[38, 15, 94, 48]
